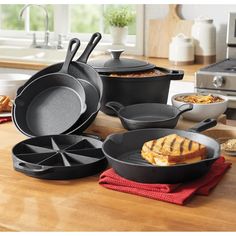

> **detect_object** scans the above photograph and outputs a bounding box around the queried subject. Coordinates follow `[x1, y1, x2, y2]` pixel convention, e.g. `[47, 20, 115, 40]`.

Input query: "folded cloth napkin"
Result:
[99, 157, 231, 205]
[0, 117, 11, 124]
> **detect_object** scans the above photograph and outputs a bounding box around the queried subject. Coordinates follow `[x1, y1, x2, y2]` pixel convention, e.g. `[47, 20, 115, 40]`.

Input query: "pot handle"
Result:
[188, 118, 217, 133]
[105, 101, 124, 115]
[77, 32, 102, 63]
[175, 103, 193, 117]
[169, 70, 184, 80]
[14, 161, 53, 175]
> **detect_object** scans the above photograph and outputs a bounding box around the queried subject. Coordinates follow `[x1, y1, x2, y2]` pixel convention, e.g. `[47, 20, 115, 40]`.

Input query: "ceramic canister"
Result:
[191, 16, 216, 64]
[169, 33, 194, 66]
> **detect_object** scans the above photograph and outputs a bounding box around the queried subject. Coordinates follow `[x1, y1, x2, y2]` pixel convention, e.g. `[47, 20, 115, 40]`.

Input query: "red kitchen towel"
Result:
[0, 117, 11, 124]
[99, 157, 231, 205]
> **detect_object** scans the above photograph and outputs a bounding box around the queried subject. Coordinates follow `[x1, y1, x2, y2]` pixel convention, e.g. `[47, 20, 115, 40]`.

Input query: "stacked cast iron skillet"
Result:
[12, 33, 108, 179]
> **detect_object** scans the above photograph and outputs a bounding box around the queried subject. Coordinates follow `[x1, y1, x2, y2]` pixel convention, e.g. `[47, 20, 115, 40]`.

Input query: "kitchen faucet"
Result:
[19, 4, 53, 49]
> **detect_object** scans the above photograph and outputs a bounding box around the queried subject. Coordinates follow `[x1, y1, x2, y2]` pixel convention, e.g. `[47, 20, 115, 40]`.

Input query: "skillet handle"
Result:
[60, 38, 81, 74]
[188, 118, 217, 133]
[14, 161, 53, 175]
[169, 70, 184, 80]
[77, 32, 102, 63]
[176, 103, 193, 116]
[105, 101, 124, 115]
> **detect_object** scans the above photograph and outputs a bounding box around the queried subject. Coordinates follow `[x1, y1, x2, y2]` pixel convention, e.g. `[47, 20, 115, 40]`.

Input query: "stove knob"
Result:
[213, 76, 224, 88]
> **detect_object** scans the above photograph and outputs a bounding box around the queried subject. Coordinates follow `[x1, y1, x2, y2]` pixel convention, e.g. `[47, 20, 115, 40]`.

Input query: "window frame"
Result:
[0, 4, 144, 55]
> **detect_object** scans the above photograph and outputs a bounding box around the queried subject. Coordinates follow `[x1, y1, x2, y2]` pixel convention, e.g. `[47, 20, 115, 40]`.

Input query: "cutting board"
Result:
[147, 4, 193, 58]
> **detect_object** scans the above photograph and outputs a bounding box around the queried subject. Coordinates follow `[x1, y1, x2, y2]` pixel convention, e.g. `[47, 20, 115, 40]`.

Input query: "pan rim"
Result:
[102, 128, 221, 168]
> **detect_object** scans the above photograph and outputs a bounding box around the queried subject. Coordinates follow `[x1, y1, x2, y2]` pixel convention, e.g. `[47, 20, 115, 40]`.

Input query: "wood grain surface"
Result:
[0, 113, 236, 231]
[147, 4, 193, 58]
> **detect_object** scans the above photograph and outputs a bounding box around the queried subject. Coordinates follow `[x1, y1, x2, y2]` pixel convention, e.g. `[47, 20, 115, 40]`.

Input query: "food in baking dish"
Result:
[174, 94, 224, 104]
[109, 69, 166, 78]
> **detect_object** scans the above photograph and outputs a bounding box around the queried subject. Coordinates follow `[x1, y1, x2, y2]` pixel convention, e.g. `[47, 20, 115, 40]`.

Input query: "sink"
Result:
[0, 46, 102, 64]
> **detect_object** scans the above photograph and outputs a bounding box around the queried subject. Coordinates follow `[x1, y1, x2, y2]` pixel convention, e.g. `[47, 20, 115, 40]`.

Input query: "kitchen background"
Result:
[145, 4, 236, 60]
[0, 4, 236, 106]
[0, 4, 236, 58]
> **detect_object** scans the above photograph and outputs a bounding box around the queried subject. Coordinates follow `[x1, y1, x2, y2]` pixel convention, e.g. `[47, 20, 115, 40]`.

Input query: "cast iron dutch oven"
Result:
[89, 49, 184, 116]
[102, 119, 220, 184]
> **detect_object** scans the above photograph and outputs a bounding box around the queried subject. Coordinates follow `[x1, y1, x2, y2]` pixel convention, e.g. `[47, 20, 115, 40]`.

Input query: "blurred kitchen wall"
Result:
[144, 4, 236, 60]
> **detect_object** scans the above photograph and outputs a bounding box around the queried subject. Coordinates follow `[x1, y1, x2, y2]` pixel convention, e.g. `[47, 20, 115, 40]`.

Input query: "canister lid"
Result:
[194, 16, 213, 23]
[89, 49, 155, 73]
[171, 33, 192, 43]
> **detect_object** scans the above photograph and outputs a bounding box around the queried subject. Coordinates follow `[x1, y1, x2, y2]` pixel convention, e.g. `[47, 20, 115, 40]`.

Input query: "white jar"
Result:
[191, 17, 216, 64]
[168, 33, 194, 65]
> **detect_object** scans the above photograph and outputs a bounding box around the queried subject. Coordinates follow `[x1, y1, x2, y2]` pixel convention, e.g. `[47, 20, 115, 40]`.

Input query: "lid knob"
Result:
[108, 49, 124, 60]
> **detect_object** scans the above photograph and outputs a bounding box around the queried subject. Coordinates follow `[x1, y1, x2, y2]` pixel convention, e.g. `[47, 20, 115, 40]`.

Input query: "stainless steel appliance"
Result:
[195, 12, 236, 111]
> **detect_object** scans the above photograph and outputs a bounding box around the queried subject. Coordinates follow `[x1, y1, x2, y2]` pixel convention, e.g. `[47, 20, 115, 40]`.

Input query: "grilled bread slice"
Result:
[0, 95, 10, 112]
[141, 134, 206, 166]
[0, 95, 12, 112]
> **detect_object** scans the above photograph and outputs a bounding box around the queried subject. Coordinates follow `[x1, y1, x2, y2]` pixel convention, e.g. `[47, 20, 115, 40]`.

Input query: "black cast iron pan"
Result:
[106, 101, 193, 130]
[66, 79, 100, 134]
[102, 119, 220, 184]
[17, 32, 103, 98]
[13, 38, 87, 137]
[12, 134, 107, 180]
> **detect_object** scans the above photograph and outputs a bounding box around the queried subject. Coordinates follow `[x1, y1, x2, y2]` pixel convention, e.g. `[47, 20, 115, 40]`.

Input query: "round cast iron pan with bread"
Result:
[102, 119, 220, 184]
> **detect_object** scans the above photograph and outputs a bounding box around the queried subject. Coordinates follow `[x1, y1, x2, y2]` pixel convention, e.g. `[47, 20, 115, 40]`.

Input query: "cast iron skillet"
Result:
[102, 119, 219, 184]
[106, 101, 193, 130]
[13, 38, 86, 137]
[66, 79, 100, 134]
[17, 32, 103, 99]
[15, 33, 102, 136]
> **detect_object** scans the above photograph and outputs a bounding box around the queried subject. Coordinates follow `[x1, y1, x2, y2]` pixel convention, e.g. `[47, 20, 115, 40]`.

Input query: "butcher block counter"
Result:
[0, 113, 236, 232]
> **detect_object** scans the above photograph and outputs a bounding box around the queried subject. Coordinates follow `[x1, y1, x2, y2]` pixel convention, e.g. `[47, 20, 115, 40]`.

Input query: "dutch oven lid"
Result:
[89, 49, 156, 73]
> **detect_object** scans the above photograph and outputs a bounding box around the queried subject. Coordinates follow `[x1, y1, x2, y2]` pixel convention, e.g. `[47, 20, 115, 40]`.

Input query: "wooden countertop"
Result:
[0, 56, 204, 82]
[0, 114, 236, 232]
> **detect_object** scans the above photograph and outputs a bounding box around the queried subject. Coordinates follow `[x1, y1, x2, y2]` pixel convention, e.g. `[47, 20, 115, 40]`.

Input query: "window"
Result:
[0, 4, 24, 30]
[0, 4, 54, 31]
[0, 4, 144, 55]
[69, 4, 136, 35]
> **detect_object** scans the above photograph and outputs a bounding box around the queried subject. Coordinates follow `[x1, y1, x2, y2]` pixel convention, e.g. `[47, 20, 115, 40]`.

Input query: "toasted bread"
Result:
[141, 134, 206, 166]
[0, 96, 12, 112]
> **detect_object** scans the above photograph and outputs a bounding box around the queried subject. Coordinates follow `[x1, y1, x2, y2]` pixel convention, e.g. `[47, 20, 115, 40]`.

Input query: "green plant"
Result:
[104, 7, 135, 28]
